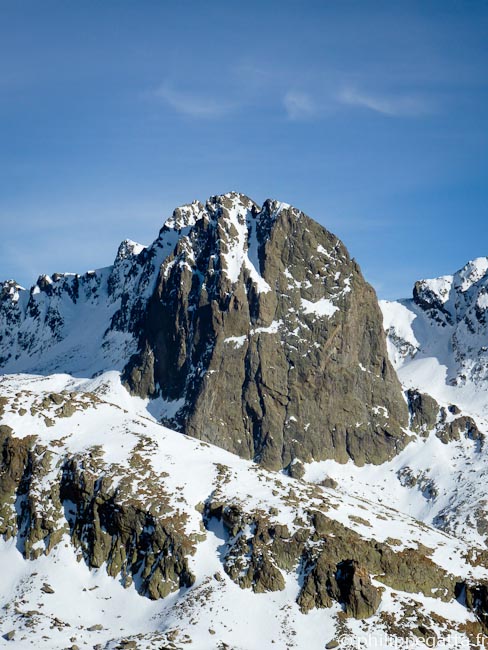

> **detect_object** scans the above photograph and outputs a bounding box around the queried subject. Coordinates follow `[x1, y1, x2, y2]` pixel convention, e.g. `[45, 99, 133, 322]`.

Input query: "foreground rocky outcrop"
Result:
[0, 425, 195, 599]
[204, 492, 459, 619]
[0, 375, 488, 647]
[1, 409, 485, 624]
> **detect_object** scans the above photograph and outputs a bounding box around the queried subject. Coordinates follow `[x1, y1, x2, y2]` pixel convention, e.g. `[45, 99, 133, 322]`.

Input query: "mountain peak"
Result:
[160, 193, 295, 238]
[207, 190, 258, 210]
[115, 239, 146, 262]
[161, 193, 259, 233]
[155, 193, 300, 296]
[0, 279, 24, 303]
[162, 199, 206, 232]
[455, 256, 488, 292]
[412, 255, 488, 327]
[0, 193, 407, 469]
[123, 193, 407, 469]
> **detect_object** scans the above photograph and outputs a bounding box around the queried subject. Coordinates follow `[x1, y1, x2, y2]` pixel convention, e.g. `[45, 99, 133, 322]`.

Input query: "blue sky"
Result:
[1, 0, 487, 299]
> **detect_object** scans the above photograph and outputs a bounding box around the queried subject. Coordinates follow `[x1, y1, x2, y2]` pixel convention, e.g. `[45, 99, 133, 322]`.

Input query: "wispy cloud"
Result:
[154, 84, 235, 118]
[283, 91, 318, 120]
[283, 83, 435, 121]
[337, 86, 435, 117]
[152, 64, 437, 122]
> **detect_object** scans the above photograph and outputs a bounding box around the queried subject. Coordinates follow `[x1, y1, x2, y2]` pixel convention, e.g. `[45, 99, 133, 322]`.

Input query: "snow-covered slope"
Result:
[0, 371, 486, 649]
[0, 233, 164, 377]
[382, 256, 488, 407]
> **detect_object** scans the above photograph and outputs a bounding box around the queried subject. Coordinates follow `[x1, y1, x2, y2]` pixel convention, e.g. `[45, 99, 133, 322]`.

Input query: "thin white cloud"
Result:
[154, 84, 235, 118]
[283, 91, 317, 120]
[337, 86, 435, 117]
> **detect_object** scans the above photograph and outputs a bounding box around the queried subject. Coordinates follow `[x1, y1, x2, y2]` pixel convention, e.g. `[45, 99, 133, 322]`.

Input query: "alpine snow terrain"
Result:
[1, 192, 488, 649]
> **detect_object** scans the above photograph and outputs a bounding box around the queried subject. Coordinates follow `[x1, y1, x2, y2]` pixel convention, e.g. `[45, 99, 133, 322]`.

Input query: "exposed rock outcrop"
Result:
[335, 560, 382, 619]
[436, 415, 484, 447]
[204, 495, 459, 620]
[407, 388, 440, 435]
[461, 582, 488, 634]
[406, 388, 484, 448]
[60, 455, 195, 598]
[0, 426, 195, 600]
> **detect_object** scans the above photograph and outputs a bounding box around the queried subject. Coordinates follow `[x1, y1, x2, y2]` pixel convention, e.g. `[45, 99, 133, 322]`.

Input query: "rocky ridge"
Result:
[371, 261, 488, 545]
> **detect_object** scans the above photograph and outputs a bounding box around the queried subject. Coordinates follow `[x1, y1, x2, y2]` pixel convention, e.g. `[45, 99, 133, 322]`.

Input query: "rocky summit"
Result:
[3, 194, 488, 649]
[123, 193, 408, 469]
[0, 192, 407, 470]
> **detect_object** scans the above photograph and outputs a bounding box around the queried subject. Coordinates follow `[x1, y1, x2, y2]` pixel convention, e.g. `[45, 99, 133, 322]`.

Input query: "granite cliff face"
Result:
[123, 192, 408, 469]
[0, 192, 408, 470]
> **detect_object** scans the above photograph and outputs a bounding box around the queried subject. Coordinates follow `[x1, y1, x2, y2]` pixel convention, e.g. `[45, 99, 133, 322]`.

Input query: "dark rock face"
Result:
[124, 193, 408, 469]
[407, 389, 440, 435]
[60, 457, 195, 598]
[436, 415, 484, 447]
[406, 388, 484, 448]
[335, 560, 382, 619]
[460, 582, 488, 634]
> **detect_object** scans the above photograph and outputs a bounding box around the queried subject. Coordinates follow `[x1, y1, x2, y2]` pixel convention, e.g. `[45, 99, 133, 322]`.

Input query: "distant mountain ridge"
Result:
[382, 256, 488, 403]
